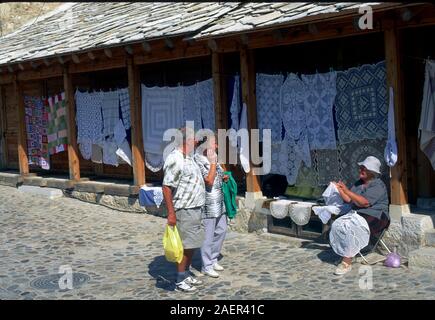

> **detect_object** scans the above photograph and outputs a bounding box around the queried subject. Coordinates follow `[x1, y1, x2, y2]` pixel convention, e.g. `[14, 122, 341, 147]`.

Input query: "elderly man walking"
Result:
[162, 127, 206, 293]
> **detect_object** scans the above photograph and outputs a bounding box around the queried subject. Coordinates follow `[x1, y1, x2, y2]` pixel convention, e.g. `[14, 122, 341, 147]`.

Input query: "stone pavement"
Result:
[0, 185, 434, 300]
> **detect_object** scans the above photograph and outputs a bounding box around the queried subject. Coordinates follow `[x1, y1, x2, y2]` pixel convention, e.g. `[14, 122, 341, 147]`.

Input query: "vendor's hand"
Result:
[336, 181, 349, 193]
[223, 174, 229, 182]
[167, 212, 176, 226]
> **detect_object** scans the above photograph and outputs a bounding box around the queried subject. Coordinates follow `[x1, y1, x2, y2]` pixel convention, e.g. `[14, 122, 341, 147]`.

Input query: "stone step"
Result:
[425, 229, 435, 247]
[17, 185, 63, 199]
[408, 247, 435, 270]
[0, 172, 23, 187]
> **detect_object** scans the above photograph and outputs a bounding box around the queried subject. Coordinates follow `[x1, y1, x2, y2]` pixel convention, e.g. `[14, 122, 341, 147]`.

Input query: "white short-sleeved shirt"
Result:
[163, 149, 205, 210]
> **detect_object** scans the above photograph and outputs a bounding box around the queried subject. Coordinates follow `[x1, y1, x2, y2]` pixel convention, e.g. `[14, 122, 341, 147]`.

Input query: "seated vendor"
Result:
[331, 156, 390, 275]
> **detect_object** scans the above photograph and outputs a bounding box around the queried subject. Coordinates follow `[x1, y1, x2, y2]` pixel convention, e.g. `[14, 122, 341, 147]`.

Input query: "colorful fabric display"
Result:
[46, 92, 68, 155]
[24, 95, 49, 169]
[335, 61, 388, 144]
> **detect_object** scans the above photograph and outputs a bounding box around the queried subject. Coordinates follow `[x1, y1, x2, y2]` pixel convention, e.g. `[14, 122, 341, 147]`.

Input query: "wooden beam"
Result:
[71, 54, 80, 64]
[0, 85, 7, 168]
[240, 47, 261, 193]
[69, 55, 126, 74]
[208, 39, 218, 52]
[134, 39, 210, 65]
[17, 65, 63, 81]
[104, 48, 113, 58]
[212, 52, 228, 171]
[125, 45, 134, 55]
[43, 58, 51, 66]
[142, 41, 151, 53]
[164, 38, 174, 50]
[14, 79, 29, 175]
[87, 51, 96, 60]
[384, 22, 408, 207]
[127, 58, 145, 186]
[63, 66, 81, 181]
[58, 56, 65, 64]
[7, 65, 14, 73]
[18, 63, 25, 71]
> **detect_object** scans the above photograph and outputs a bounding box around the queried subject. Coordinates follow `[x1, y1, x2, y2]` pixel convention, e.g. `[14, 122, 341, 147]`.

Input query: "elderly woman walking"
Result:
[330, 156, 390, 275]
[194, 132, 229, 278]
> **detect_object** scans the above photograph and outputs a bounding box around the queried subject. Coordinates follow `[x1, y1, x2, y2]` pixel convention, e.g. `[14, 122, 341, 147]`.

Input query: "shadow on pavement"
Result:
[148, 250, 203, 291]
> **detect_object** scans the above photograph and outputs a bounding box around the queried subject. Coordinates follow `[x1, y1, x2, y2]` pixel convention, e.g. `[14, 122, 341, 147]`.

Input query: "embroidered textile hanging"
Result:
[46, 92, 68, 155]
[338, 138, 389, 187]
[182, 83, 202, 131]
[256, 73, 284, 142]
[142, 85, 184, 171]
[118, 88, 131, 130]
[102, 90, 120, 138]
[335, 61, 388, 144]
[301, 71, 337, 150]
[229, 75, 241, 147]
[315, 149, 340, 186]
[24, 96, 49, 169]
[75, 90, 104, 146]
[198, 79, 215, 131]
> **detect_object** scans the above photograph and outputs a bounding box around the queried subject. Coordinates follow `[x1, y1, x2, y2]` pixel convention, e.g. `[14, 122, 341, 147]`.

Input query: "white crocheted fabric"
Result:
[183, 83, 202, 131]
[145, 152, 164, 172]
[141, 186, 164, 208]
[141, 85, 184, 155]
[102, 90, 120, 138]
[75, 90, 104, 145]
[301, 71, 337, 150]
[230, 75, 241, 131]
[329, 211, 370, 257]
[269, 200, 292, 219]
[288, 202, 313, 226]
[118, 88, 131, 130]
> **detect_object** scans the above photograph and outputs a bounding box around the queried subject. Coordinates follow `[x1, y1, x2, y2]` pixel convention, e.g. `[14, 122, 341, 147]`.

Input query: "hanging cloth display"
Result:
[46, 92, 68, 155]
[256, 73, 284, 142]
[384, 86, 398, 167]
[335, 61, 388, 144]
[229, 75, 241, 147]
[419, 59, 435, 170]
[142, 85, 184, 171]
[239, 103, 250, 173]
[24, 95, 50, 170]
[182, 83, 202, 131]
[269, 199, 292, 219]
[198, 78, 215, 131]
[118, 88, 131, 130]
[301, 71, 337, 150]
[75, 90, 104, 159]
[101, 90, 120, 138]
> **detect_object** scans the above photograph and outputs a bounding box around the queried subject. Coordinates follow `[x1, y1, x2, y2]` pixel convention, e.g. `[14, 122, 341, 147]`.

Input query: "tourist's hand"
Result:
[167, 211, 176, 226]
[206, 148, 217, 164]
[336, 181, 348, 193]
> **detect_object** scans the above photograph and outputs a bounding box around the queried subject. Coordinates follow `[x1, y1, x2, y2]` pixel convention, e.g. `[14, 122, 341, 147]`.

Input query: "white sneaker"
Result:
[203, 268, 220, 278]
[185, 276, 203, 286]
[175, 280, 197, 293]
[334, 261, 352, 275]
[213, 263, 224, 271]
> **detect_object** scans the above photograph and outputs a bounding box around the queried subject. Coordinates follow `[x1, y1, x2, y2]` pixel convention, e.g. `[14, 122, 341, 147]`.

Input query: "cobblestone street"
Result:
[0, 185, 434, 300]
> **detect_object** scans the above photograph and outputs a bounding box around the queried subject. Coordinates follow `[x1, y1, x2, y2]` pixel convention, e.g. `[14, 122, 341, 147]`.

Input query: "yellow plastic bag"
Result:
[162, 225, 184, 263]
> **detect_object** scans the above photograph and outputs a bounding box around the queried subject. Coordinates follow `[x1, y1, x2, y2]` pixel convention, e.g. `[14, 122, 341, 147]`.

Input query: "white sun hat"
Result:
[357, 156, 382, 174]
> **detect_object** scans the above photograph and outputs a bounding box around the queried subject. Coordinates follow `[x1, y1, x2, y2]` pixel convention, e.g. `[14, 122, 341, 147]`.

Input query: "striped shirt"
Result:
[194, 153, 225, 219]
[163, 149, 205, 210]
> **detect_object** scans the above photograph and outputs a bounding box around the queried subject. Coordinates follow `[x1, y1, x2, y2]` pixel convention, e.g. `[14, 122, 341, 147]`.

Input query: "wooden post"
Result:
[384, 21, 409, 218]
[212, 52, 229, 171]
[127, 57, 146, 186]
[240, 47, 262, 195]
[0, 85, 7, 168]
[63, 66, 81, 181]
[14, 78, 29, 175]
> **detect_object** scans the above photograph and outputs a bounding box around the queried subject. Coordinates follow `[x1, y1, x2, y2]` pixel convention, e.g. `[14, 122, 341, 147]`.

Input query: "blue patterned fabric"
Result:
[256, 73, 284, 142]
[335, 61, 388, 144]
